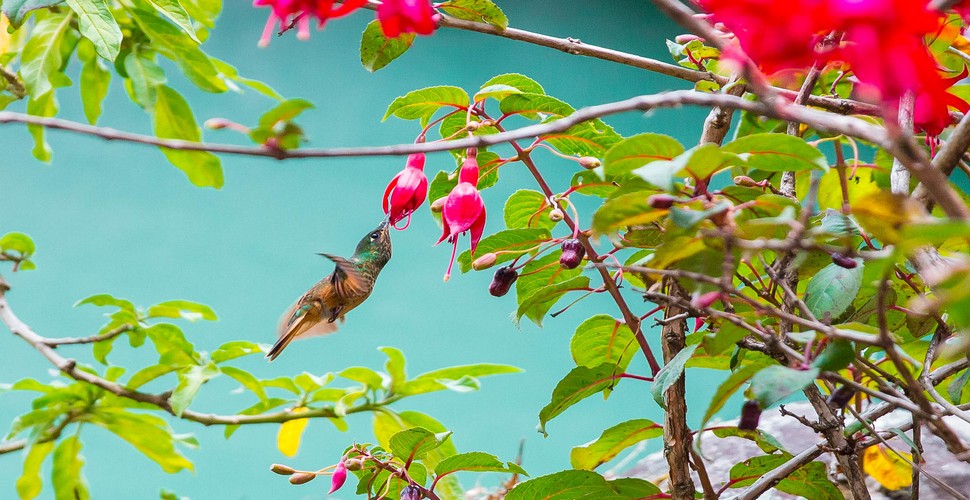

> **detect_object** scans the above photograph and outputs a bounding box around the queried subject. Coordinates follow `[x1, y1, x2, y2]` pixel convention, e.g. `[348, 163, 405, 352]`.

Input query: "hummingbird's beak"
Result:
[377, 218, 390, 232]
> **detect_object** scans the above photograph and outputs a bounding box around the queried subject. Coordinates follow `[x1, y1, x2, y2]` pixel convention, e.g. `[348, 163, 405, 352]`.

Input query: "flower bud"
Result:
[289, 472, 316, 485]
[647, 194, 675, 209]
[578, 156, 601, 169]
[401, 485, 423, 500]
[270, 464, 296, 475]
[489, 266, 518, 297]
[559, 239, 586, 269]
[549, 208, 564, 221]
[329, 461, 347, 494]
[472, 253, 498, 271]
[826, 385, 856, 409]
[430, 197, 446, 213]
[204, 118, 231, 130]
[465, 121, 482, 132]
[831, 253, 858, 269]
[465, 146, 478, 160]
[343, 457, 365, 471]
[733, 175, 759, 187]
[692, 291, 722, 309]
[738, 400, 762, 431]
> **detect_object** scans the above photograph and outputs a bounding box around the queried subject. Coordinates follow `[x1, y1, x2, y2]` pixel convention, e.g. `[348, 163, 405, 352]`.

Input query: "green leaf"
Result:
[210, 341, 264, 363]
[539, 363, 619, 436]
[144, 323, 197, 364]
[457, 228, 551, 273]
[52, 436, 89, 500]
[399, 363, 522, 395]
[128, 7, 226, 93]
[339, 366, 387, 390]
[651, 343, 699, 409]
[543, 122, 623, 158]
[805, 261, 863, 320]
[220, 366, 267, 401]
[570, 419, 663, 470]
[435, 451, 526, 477]
[256, 98, 313, 128]
[90, 409, 194, 473]
[123, 52, 166, 109]
[0, 232, 36, 257]
[178, 0, 220, 28]
[74, 293, 134, 312]
[632, 144, 743, 189]
[153, 85, 223, 188]
[603, 133, 684, 178]
[384, 86, 470, 126]
[476, 73, 544, 101]
[591, 191, 668, 237]
[26, 91, 59, 162]
[388, 427, 453, 460]
[812, 339, 855, 372]
[506, 470, 660, 500]
[729, 454, 843, 499]
[17, 13, 76, 95]
[144, 0, 200, 42]
[380, 346, 407, 391]
[65, 0, 121, 60]
[750, 365, 820, 409]
[148, 299, 217, 321]
[439, 0, 508, 29]
[516, 275, 590, 327]
[3, 0, 66, 27]
[360, 19, 415, 72]
[710, 427, 787, 454]
[17, 441, 54, 500]
[948, 368, 970, 404]
[723, 133, 828, 172]
[504, 190, 559, 230]
[499, 93, 574, 119]
[570, 315, 637, 372]
[127, 364, 178, 389]
[514, 250, 583, 324]
[373, 410, 457, 471]
[169, 362, 219, 416]
[78, 43, 111, 123]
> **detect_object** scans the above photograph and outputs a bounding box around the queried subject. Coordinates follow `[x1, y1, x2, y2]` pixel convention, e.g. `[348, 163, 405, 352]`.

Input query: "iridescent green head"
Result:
[352, 220, 392, 267]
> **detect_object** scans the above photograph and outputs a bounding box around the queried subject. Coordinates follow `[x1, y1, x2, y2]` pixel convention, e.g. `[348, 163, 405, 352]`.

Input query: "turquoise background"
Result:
[0, 2, 724, 498]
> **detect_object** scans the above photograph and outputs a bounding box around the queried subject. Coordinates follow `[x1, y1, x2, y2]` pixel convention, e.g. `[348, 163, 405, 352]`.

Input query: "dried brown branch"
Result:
[659, 278, 696, 499]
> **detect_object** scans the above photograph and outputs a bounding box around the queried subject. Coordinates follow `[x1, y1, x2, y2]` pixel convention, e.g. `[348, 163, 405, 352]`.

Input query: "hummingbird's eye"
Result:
[370, 232, 380, 240]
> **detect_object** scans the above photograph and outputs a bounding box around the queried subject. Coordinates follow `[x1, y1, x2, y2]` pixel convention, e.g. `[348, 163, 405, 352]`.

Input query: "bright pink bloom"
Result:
[383, 153, 429, 228]
[437, 149, 486, 281]
[377, 0, 440, 38]
[329, 460, 347, 494]
[253, 0, 367, 46]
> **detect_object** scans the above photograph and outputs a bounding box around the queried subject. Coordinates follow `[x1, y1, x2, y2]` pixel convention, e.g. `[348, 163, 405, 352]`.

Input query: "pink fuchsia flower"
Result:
[253, 0, 368, 46]
[329, 458, 347, 494]
[383, 153, 429, 229]
[437, 149, 486, 281]
[377, 0, 440, 38]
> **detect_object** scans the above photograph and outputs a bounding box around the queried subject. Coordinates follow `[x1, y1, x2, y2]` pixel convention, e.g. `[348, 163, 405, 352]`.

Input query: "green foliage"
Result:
[538, 363, 619, 436]
[651, 344, 699, 409]
[570, 419, 663, 470]
[506, 470, 660, 499]
[360, 20, 415, 72]
[439, 0, 508, 29]
[804, 260, 864, 320]
[384, 86, 470, 126]
[728, 454, 843, 499]
[749, 365, 821, 409]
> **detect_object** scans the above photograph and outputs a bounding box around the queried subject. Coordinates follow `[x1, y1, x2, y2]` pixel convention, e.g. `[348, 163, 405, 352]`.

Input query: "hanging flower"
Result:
[383, 153, 429, 229]
[329, 457, 348, 494]
[437, 149, 486, 281]
[253, 0, 368, 47]
[377, 0, 440, 38]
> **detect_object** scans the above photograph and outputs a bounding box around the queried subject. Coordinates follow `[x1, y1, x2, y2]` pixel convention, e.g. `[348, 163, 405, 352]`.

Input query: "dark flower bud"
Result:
[831, 253, 858, 269]
[647, 194, 676, 209]
[270, 464, 296, 475]
[692, 291, 722, 309]
[738, 400, 762, 431]
[826, 385, 856, 409]
[559, 239, 586, 269]
[549, 208, 564, 221]
[489, 266, 518, 297]
[578, 156, 601, 169]
[289, 472, 316, 485]
[401, 485, 423, 500]
[430, 197, 446, 213]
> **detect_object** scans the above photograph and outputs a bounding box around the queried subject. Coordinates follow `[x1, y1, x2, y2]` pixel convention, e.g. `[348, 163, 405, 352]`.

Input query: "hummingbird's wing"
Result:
[268, 299, 339, 361]
[319, 253, 368, 299]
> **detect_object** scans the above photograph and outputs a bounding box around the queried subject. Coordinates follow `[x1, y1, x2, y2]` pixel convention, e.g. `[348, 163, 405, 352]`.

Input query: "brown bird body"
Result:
[267, 221, 392, 361]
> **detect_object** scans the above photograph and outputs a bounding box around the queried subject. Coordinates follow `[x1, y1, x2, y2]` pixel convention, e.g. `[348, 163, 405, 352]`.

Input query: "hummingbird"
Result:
[267, 220, 392, 361]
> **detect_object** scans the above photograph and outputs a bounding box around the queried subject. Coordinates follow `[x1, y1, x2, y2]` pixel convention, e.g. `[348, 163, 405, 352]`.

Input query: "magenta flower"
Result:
[329, 459, 347, 494]
[437, 149, 486, 281]
[253, 0, 367, 46]
[377, 0, 440, 38]
[383, 153, 429, 229]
